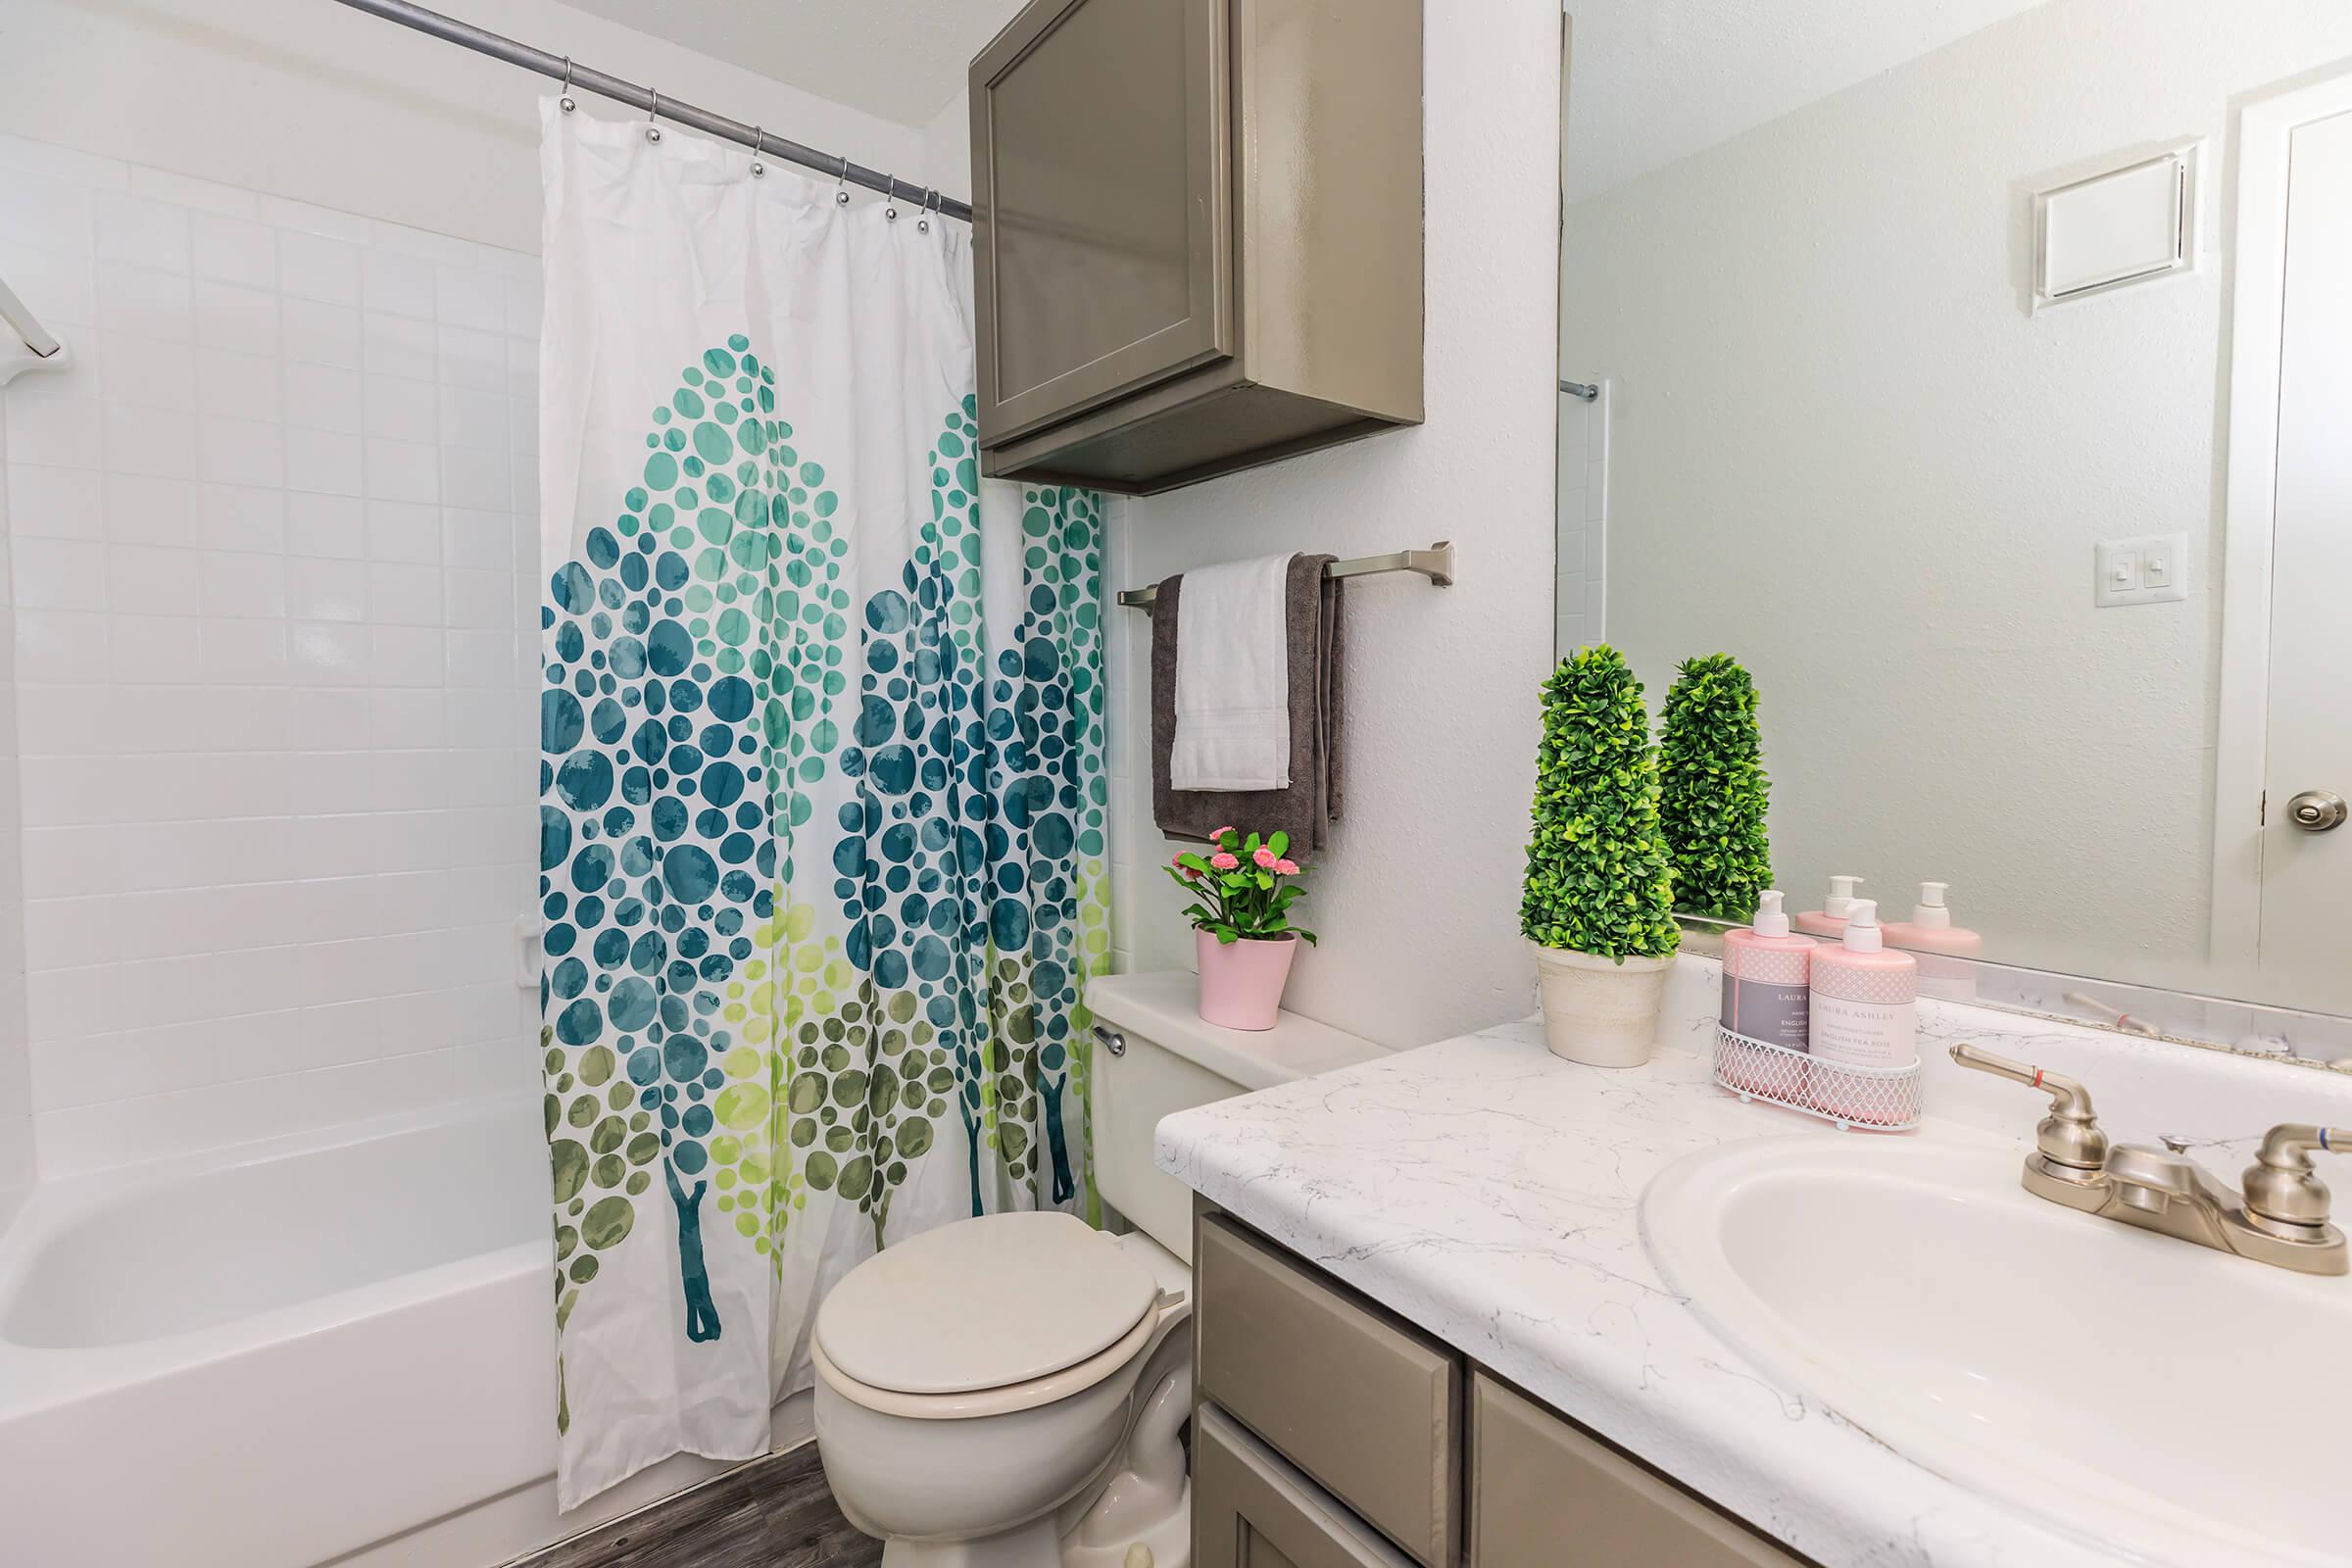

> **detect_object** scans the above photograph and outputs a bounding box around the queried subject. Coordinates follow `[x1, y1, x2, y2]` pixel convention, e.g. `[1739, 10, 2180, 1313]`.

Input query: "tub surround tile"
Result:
[1156, 957, 2352, 1568]
[0, 140, 545, 1176]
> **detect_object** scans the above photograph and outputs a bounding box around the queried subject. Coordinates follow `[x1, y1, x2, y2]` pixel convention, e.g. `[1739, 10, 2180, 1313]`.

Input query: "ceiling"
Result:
[563, 0, 1025, 128]
[1564, 0, 2050, 202]
[572, 0, 2050, 193]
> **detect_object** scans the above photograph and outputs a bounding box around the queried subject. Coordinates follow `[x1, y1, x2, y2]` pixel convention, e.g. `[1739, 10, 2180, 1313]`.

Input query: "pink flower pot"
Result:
[1196, 931, 1299, 1031]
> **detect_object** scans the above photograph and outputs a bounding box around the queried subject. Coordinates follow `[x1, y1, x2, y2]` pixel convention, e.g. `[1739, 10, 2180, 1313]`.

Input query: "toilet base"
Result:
[878, 1516, 1061, 1568]
[869, 1485, 1192, 1568]
[1060, 1479, 1190, 1568]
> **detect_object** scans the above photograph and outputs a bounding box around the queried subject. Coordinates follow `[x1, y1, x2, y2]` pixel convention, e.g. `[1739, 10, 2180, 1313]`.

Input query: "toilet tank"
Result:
[1084, 972, 1392, 1263]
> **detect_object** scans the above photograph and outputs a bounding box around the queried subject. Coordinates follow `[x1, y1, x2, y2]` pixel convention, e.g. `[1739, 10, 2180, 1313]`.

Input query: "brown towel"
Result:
[1152, 554, 1346, 855]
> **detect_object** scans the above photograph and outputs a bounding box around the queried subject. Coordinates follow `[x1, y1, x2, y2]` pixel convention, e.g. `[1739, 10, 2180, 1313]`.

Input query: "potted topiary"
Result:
[1167, 826, 1316, 1031]
[1521, 646, 1682, 1065]
[1657, 653, 1771, 922]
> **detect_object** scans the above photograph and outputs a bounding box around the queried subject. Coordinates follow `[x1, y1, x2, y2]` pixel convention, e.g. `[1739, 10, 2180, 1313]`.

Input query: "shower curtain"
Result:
[534, 102, 1111, 1507]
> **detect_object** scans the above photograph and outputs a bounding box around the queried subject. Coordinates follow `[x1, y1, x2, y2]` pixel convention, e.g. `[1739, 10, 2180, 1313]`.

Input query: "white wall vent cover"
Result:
[2034, 149, 2192, 307]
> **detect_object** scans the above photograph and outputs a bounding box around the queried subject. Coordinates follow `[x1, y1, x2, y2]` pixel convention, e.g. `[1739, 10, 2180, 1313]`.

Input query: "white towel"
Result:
[1171, 553, 1295, 792]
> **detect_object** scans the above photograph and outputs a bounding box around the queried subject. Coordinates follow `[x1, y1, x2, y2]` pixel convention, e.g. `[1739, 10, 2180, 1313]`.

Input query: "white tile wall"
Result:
[1555, 383, 1609, 654]
[0, 367, 32, 1215]
[0, 133, 543, 1176]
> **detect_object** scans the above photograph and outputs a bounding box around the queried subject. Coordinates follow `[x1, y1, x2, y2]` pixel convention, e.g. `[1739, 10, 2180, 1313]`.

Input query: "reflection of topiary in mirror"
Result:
[1521, 645, 1681, 961]
[1658, 654, 1771, 922]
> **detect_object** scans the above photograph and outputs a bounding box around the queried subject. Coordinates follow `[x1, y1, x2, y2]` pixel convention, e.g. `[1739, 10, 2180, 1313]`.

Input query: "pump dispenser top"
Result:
[1840, 899, 1884, 952]
[1752, 889, 1790, 938]
[1792, 875, 1865, 939]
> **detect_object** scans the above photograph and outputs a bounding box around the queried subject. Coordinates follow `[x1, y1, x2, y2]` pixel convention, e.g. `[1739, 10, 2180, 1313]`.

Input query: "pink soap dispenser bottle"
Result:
[1807, 899, 1917, 1124]
[1883, 880, 1983, 1003]
[1719, 891, 1815, 1094]
[1791, 875, 1864, 939]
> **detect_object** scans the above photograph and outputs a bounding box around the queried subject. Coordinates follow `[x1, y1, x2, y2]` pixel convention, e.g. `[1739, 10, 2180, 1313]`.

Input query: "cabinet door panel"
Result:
[1198, 1407, 1420, 1568]
[1469, 1374, 1809, 1567]
[971, 0, 1232, 442]
[1196, 1216, 1458, 1566]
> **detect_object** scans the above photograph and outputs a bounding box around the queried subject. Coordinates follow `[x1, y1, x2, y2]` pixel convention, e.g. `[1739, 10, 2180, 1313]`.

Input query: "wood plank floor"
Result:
[510, 1445, 883, 1568]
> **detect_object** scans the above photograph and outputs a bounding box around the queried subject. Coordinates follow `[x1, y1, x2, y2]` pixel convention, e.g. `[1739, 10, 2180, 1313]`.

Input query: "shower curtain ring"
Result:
[883, 176, 899, 220]
[646, 89, 662, 142]
[917, 187, 935, 232]
[835, 155, 852, 206]
[558, 56, 575, 113]
[749, 125, 765, 178]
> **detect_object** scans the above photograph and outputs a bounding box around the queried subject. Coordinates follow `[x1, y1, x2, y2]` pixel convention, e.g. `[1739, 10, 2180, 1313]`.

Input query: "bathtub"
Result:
[0, 1096, 560, 1568]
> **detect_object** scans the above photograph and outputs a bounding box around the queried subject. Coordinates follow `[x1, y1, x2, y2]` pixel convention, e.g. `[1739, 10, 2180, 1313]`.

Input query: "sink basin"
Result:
[1642, 1133, 2352, 1567]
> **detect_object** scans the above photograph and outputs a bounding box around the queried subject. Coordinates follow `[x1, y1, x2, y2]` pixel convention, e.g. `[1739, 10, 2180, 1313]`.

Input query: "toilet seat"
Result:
[812, 1301, 1167, 1421]
[813, 1211, 1171, 1422]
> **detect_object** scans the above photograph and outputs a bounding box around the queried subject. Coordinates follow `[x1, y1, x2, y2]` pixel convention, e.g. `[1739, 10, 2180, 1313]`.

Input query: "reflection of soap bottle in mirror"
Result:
[1883, 880, 1982, 1003]
[1807, 900, 1917, 1123]
[1791, 875, 1864, 939]
[1720, 891, 1814, 1094]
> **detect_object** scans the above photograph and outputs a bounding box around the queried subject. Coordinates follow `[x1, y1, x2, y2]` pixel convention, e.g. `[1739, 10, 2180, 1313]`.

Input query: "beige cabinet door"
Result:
[1195, 1215, 1458, 1567]
[1197, 1407, 1421, 1568]
[1469, 1375, 1810, 1567]
[970, 0, 1234, 445]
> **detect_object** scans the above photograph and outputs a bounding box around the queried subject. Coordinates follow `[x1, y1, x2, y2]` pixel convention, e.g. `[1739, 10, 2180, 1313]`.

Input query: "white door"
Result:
[2256, 105, 2352, 1006]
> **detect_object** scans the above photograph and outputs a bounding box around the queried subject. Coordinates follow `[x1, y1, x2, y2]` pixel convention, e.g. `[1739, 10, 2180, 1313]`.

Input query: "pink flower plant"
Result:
[1163, 826, 1317, 947]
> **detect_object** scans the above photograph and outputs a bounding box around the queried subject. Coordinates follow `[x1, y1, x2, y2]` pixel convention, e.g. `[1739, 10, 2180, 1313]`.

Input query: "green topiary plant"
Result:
[1520, 645, 1681, 961]
[1656, 653, 1772, 922]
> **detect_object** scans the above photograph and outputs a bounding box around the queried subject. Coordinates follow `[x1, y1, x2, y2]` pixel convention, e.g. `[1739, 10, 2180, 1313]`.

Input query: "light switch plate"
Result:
[2095, 533, 2189, 607]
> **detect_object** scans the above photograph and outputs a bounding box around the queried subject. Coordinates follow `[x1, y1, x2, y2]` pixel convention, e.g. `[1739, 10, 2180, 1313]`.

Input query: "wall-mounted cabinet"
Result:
[968, 0, 1423, 495]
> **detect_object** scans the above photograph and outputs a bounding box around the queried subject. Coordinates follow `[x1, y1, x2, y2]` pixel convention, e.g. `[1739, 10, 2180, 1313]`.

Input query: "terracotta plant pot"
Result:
[1530, 942, 1672, 1066]
[1196, 931, 1299, 1031]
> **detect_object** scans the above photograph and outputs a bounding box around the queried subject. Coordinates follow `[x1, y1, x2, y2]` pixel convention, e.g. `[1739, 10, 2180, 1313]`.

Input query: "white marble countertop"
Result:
[1150, 954, 2350, 1568]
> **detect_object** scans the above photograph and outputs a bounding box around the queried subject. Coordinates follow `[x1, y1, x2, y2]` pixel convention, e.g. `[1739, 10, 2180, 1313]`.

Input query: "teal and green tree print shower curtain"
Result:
[535, 103, 1110, 1507]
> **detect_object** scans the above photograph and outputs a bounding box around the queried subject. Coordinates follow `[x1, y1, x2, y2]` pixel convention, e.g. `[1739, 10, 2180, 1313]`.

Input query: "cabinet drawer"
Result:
[1196, 1214, 1458, 1566]
[1470, 1374, 1810, 1567]
[1197, 1406, 1420, 1568]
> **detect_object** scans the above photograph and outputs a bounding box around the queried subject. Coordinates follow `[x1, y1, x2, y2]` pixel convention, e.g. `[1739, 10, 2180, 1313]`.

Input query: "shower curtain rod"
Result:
[324, 0, 974, 223]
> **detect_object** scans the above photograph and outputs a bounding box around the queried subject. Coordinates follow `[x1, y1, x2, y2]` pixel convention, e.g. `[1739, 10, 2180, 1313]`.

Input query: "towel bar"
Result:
[1115, 542, 1453, 610]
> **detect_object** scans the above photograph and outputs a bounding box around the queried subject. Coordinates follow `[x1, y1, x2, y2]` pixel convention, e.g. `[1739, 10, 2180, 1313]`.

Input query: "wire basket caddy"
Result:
[1714, 1026, 1921, 1132]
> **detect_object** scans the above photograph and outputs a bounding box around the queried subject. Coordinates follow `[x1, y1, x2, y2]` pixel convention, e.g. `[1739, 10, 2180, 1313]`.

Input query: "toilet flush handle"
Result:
[1093, 1024, 1126, 1057]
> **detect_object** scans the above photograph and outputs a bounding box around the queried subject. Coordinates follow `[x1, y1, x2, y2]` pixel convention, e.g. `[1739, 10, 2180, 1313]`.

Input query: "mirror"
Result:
[1556, 3, 2352, 1034]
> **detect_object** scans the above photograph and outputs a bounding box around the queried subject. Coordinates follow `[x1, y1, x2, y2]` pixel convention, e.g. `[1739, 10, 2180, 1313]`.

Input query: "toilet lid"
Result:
[815, 1211, 1159, 1396]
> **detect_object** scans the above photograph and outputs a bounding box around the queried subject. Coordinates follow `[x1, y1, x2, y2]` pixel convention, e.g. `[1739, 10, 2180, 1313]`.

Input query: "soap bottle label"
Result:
[1721, 977, 1809, 1050]
[1810, 994, 1917, 1068]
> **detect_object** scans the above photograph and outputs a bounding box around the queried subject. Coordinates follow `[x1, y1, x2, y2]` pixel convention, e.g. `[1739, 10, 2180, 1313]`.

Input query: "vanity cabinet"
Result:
[966, 0, 1423, 494]
[1197, 1407, 1421, 1568]
[1468, 1374, 1802, 1567]
[1193, 1203, 1817, 1568]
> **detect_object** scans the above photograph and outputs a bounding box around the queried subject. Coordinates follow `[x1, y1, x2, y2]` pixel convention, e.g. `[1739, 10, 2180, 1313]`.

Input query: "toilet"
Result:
[811, 971, 1390, 1568]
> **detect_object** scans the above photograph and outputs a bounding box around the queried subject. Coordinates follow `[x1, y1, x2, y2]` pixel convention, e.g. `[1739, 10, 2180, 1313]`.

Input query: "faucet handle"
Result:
[1949, 1044, 2110, 1174]
[2241, 1124, 2352, 1233]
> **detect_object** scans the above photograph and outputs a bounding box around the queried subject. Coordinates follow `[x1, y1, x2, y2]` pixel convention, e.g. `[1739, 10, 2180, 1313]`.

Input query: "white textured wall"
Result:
[0, 0, 926, 256]
[1114, 8, 1562, 1048]
[1568, 0, 2352, 993]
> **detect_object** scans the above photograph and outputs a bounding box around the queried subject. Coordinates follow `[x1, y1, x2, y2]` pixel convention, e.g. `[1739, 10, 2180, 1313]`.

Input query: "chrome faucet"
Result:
[1950, 1043, 2349, 1276]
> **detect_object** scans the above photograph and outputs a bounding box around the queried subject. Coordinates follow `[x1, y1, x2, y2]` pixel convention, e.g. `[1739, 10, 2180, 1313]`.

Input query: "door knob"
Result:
[2286, 790, 2348, 832]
